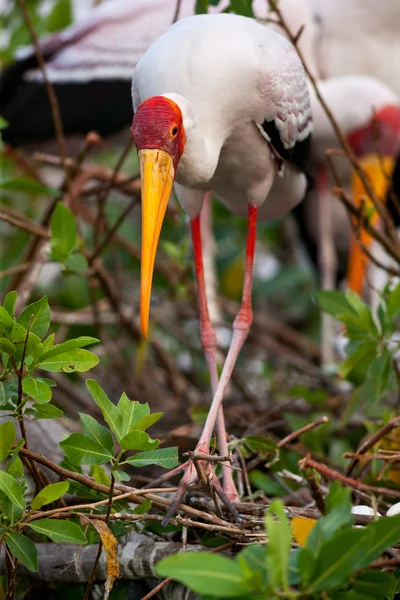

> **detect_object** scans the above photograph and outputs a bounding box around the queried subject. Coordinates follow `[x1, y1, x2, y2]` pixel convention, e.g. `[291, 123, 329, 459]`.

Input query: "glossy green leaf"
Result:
[17, 296, 50, 339]
[41, 336, 99, 361]
[156, 552, 250, 597]
[6, 533, 38, 572]
[22, 378, 52, 403]
[31, 482, 70, 510]
[307, 483, 352, 551]
[40, 348, 99, 372]
[307, 529, 367, 592]
[60, 432, 113, 465]
[0, 470, 25, 509]
[0, 306, 14, 331]
[3, 291, 17, 317]
[86, 380, 122, 439]
[0, 338, 17, 355]
[117, 393, 149, 437]
[134, 412, 163, 432]
[119, 430, 159, 452]
[0, 421, 16, 462]
[90, 465, 111, 486]
[31, 403, 63, 419]
[353, 515, 400, 570]
[125, 447, 178, 468]
[28, 519, 87, 544]
[79, 413, 114, 453]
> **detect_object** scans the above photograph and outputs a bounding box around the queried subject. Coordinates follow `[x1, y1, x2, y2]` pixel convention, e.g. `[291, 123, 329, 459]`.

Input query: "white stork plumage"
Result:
[310, 0, 400, 96]
[130, 12, 312, 521]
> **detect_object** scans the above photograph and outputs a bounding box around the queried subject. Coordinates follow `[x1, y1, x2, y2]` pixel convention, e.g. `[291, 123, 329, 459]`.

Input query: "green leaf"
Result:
[265, 500, 291, 592]
[22, 378, 52, 403]
[307, 483, 352, 551]
[31, 482, 70, 510]
[60, 432, 113, 465]
[353, 515, 400, 570]
[0, 177, 57, 195]
[387, 282, 400, 320]
[0, 470, 25, 509]
[125, 447, 178, 468]
[46, 0, 72, 32]
[31, 403, 63, 419]
[79, 413, 114, 453]
[230, 0, 254, 17]
[244, 435, 277, 454]
[119, 430, 159, 452]
[86, 380, 122, 440]
[0, 421, 16, 462]
[28, 519, 87, 544]
[17, 296, 50, 339]
[134, 412, 163, 432]
[0, 306, 14, 331]
[338, 341, 377, 379]
[90, 465, 111, 486]
[156, 552, 250, 597]
[64, 252, 88, 272]
[307, 529, 367, 592]
[41, 336, 99, 361]
[113, 469, 130, 482]
[3, 291, 17, 317]
[316, 290, 356, 319]
[6, 533, 38, 572]
[0, 338, 17, 355]
[50, 202, 77, 260]
[352, 571, 397, 599]
[40, 348, 99, 372]
[117, 393, 149, 437]
[0, 380, 17, 405]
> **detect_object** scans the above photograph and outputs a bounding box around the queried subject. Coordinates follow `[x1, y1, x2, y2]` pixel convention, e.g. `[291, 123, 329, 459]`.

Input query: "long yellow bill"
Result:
[139, 148, 174, 338]
[346, 154, 394, 296]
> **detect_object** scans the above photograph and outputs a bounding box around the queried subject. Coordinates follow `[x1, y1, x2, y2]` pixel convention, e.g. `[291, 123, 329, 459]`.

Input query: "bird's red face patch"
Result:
[348, 105, 400, 157]
[130, 96, 186, 174]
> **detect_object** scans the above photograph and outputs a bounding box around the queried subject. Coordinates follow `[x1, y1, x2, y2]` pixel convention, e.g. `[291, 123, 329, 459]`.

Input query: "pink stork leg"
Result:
[191, 196, 239, 502]
[163, 204, 258, 524]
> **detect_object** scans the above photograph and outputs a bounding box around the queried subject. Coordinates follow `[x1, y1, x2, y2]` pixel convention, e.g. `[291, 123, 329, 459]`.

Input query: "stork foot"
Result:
[162, 444, 241, 526]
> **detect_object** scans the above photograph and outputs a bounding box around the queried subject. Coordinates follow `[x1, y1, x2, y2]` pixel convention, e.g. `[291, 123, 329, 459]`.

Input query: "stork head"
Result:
[346, 104, 400, 295]
[131, 96, 186, 337]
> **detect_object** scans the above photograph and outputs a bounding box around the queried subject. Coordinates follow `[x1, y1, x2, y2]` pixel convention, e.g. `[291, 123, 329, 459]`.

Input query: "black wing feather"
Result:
[261, 118, 311, 173]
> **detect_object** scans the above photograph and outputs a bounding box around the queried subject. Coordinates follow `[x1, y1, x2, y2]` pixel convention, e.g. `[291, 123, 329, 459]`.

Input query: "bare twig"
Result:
[16, 0, 70, 196]
[345, 416, 400, 476]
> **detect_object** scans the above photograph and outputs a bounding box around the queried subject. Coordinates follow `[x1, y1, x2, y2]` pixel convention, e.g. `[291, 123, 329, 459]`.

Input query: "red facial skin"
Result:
[130, 96, 186, 173]
[348, 105, 400, 157]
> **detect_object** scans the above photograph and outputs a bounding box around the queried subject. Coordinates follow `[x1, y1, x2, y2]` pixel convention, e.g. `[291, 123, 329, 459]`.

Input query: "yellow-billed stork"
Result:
[130, 12, 312, 521]
[304, 75, 400, 294]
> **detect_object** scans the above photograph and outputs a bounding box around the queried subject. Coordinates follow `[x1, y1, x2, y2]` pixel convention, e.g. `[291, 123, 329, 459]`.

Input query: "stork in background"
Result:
[308, 0, 400, 315]
[130, 12, 312, 520]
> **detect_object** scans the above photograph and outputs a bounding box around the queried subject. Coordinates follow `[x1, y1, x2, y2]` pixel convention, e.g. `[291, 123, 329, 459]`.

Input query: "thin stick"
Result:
[345, 416, 400, 476]
[278, 416, 329, 448]
[17, 0, 71, 196]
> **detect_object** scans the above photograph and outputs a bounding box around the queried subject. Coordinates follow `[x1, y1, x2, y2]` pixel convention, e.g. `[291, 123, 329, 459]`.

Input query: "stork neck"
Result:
[162, 93, 220, 188]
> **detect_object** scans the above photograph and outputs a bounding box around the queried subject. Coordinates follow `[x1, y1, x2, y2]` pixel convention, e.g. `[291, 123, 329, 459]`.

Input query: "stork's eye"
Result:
[170, 125, 178, 138]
